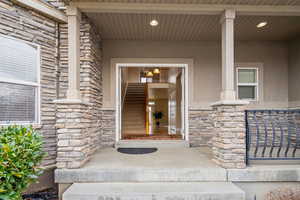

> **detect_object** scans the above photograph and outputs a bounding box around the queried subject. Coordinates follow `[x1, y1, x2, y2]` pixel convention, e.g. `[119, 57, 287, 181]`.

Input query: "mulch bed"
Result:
[22, 188, 58, 200]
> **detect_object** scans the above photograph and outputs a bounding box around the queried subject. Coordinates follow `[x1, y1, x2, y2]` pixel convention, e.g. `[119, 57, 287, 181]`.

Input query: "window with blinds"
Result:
[0, 36, 40, 124]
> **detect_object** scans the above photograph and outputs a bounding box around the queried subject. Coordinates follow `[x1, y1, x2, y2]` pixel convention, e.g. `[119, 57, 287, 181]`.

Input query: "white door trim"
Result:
[115, 63, 189, 142]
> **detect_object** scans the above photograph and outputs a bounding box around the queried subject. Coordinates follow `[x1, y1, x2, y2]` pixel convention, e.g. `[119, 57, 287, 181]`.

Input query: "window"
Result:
[237, 68, 258, 101]
[0, 36, 40, 124]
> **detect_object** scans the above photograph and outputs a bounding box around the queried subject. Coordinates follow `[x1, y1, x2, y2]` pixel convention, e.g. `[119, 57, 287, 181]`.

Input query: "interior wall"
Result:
[288, 38, 300, 108]
[103, 40, 289, 109]
[127, 68, 140, 83]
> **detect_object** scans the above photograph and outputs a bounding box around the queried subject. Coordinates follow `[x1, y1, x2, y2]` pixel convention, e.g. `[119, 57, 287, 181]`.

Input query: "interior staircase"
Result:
[122, 83, 146, 137]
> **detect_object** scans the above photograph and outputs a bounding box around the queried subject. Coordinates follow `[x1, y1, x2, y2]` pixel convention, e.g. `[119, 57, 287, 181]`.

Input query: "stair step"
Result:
[63, 182, 245, 200]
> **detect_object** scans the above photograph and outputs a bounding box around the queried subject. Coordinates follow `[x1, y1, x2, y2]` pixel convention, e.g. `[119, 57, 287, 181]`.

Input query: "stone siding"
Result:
[189, 109, 215, 147]
[79, 15, 103, 153]
[212, 104, 246, 169]
[100, 109, 116, 147]
[55, 102, 92, 169]
[0, 0, 59, 167]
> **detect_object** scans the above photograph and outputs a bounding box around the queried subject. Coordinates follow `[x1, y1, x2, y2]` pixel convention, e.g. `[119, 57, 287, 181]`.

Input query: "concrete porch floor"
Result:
[55, 147, 228, 183]
[55, 146, 300, 184]
[85, 147, 217, 169]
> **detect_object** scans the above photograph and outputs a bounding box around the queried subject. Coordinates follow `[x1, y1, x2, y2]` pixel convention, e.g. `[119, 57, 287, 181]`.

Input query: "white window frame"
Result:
[0, 35, 41, 125]
[236, 67, 259, 101]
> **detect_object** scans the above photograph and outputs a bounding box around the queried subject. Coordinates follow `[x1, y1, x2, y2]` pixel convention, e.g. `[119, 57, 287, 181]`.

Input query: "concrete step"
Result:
[63, 182, 245, 200]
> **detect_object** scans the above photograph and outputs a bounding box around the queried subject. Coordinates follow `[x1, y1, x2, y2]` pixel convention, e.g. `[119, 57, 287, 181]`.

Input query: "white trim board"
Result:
[115, 62, 189, 143]
[12, 0, 67, 23]
[72, 2, 300, 16]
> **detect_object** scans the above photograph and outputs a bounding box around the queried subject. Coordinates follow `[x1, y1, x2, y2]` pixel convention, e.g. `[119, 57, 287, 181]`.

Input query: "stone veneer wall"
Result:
[212, 104, 247, 169]
[100, 109, 115, 147]
[189, 109, 215, 147]
[56, 102, 93, 168]
[55, 14, 103, 168]
[0, 0, 59, 167]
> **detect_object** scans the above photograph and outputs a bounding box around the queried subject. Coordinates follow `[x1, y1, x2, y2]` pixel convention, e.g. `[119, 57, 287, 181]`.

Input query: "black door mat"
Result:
[117, 147, 158, 154]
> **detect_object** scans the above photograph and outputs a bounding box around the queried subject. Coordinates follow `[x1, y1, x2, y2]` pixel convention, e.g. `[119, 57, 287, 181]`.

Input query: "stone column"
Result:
[212, 103, 247, 169]
[66, 6, 81, 100]
[56, 102, 91, 169]
[55, 6, 92, 169]
[220, 9, 236, 101]
[210, 10, 248, 169]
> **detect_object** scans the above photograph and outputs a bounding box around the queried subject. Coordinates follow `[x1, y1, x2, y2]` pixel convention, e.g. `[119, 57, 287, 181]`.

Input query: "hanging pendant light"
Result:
[153, 68, 160, 74]
[146, 71, 153, 77]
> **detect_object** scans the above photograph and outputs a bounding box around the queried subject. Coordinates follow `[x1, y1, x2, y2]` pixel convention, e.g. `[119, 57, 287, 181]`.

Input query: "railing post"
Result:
[245, 110, 249, 166]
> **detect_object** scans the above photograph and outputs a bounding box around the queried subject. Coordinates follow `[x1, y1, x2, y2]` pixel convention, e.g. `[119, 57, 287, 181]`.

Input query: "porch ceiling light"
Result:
[256, 21, 267, 28]
[150, 19, 159, 27]
[146, 71, 154, 77]
[153, 68, 160, 74]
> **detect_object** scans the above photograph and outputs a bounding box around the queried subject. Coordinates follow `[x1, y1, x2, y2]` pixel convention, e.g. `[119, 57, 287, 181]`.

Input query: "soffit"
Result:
[70, 0, 300, 6]
[87, 13, 300, 41]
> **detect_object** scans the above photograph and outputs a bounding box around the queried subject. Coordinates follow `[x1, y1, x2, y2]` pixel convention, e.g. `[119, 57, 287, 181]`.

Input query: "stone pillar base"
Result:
[211, 101, 248, 169]
[55, 99, 92, 169]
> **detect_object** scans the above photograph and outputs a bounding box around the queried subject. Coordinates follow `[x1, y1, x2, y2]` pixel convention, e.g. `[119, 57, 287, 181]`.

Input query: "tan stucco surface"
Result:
[102, 40, 289, 109]
[288, 38, 300, 108]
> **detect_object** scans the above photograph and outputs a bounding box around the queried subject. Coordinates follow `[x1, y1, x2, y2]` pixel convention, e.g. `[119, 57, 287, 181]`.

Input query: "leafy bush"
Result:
[0, 126, 45, 200]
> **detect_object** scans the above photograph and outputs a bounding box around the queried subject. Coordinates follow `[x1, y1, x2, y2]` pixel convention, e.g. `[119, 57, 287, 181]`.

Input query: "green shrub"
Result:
[0, 125, 45, 200]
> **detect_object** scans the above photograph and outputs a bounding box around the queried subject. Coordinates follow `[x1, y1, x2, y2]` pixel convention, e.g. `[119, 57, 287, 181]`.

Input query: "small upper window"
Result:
[0, 36, 40, 124]
[237, 68, 258, 101]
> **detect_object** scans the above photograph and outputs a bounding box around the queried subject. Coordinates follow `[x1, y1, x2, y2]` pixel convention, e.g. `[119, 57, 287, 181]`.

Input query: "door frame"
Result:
[115, 63, 189, 142]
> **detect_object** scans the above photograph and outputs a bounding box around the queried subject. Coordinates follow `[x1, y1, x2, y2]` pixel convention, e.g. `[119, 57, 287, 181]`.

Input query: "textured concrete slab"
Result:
[55, 147, 227, 183]
[228, 165, 300, 182]
[63, 182, 245, 200]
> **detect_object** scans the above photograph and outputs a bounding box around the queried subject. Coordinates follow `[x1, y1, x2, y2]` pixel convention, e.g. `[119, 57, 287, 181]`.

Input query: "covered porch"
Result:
[55, 0, 300, 172]
[56, 146, 300, 199]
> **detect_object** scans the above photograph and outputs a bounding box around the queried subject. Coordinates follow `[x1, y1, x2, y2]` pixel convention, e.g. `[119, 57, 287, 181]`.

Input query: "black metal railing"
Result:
[246, 109, 300, 163]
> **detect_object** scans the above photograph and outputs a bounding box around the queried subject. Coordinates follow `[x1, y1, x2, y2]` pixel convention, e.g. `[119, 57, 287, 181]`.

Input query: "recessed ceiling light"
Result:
[257, 21, 267, 28]
[150, 19, 159, 27]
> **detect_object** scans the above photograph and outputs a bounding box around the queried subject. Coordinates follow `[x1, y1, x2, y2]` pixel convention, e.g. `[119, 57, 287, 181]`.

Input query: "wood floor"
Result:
[122, 127, 182, 140]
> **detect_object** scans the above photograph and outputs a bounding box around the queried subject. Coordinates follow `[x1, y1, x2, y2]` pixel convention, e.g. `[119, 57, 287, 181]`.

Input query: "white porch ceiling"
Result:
[72, 0, 300, 6]
[86, 13, 300, 41]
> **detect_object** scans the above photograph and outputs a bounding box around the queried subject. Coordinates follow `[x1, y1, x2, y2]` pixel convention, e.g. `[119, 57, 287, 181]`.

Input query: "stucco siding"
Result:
[288, 38, 300, 108]
[102, 40, 289, 109]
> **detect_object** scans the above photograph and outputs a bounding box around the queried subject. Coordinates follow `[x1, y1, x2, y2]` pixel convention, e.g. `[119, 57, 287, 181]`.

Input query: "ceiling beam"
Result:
[71, 2, 300, 16]
[12, 0, 67, 23]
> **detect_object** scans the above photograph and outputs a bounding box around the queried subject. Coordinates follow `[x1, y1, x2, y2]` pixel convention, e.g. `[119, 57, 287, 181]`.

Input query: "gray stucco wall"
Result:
[101, 40, 290, 146]
[288, 38, 300, 108]
[102, 40, 289, 110]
